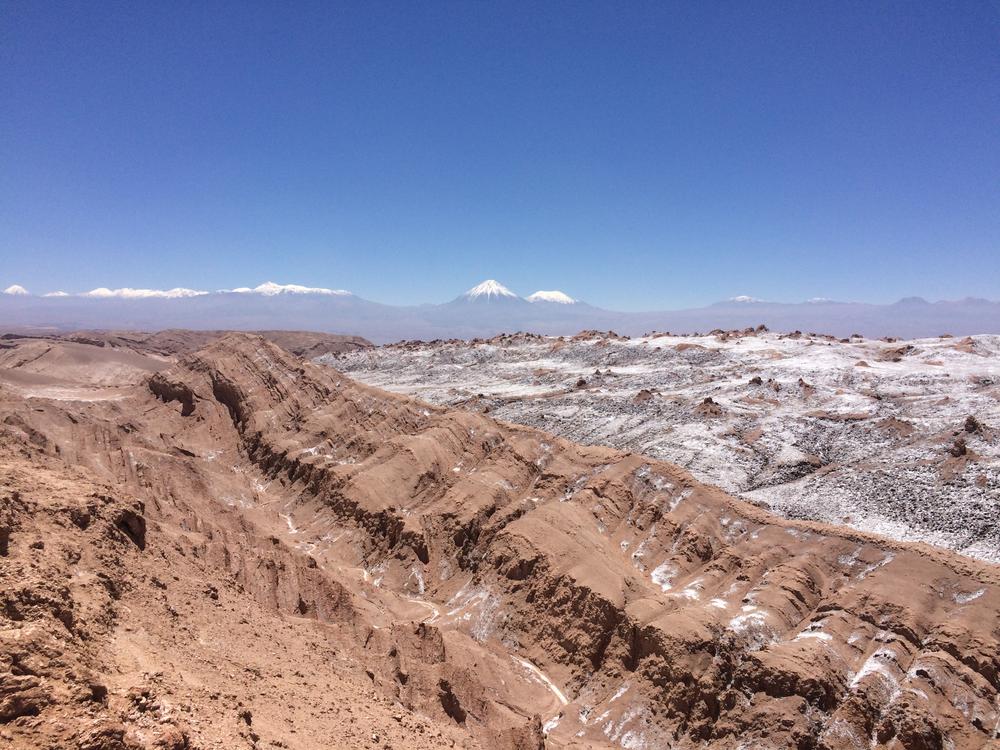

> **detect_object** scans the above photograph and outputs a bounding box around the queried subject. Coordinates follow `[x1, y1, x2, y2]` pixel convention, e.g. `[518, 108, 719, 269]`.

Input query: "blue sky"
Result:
[2, 1, 998, 309]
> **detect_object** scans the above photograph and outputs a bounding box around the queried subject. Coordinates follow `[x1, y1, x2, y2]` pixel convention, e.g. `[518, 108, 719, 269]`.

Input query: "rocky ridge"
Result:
[330, 330, 1000, 562]
[1, 333, 998, 748]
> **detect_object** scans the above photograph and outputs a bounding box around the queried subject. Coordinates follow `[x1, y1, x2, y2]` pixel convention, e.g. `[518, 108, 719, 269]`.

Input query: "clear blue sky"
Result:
[2, 1, 998, 308]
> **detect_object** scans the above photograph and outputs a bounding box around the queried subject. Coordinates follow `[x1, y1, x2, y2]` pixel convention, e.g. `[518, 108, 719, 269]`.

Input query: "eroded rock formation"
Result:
[1, 334, 997, 748]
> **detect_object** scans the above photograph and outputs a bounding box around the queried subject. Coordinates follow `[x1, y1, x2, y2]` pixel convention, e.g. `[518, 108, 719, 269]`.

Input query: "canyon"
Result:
[0, 332, 997, 749]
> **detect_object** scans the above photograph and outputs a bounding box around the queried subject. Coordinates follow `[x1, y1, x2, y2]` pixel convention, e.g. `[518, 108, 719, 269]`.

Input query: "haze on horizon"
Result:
[2, 2, 998, 310]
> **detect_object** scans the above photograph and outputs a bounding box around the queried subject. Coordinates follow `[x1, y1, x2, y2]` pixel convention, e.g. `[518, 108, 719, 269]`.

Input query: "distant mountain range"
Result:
[3, 280, 999, 343]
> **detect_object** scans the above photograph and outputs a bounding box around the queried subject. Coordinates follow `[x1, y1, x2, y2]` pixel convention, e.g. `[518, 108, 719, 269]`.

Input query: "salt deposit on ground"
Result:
[327, 331, 1000, 562]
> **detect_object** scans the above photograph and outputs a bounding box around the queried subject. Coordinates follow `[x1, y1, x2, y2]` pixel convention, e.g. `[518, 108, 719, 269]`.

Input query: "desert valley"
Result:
[1, 326, 998, 749]
[4, 3, 998, 747]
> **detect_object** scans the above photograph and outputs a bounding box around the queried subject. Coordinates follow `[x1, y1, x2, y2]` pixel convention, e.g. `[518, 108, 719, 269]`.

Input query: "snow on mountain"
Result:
[226, 282, 351, 296]
[83, 287, 209, 299]
[2, 278, 999, 341]
[728, 295, 763, 303]
[527, 290, 576, 304]
[462, 280, 519, 300]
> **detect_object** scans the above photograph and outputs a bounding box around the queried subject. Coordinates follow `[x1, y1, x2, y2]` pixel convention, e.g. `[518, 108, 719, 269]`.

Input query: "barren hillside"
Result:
[331, 330, 1000, 562]
[1, 334, 998, 749]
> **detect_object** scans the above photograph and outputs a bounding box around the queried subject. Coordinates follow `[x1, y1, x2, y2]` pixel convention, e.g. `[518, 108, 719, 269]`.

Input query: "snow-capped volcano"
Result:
[461, 280, 519, 300]
[527, 290, 576, 304]
[3, 277, 998, 341]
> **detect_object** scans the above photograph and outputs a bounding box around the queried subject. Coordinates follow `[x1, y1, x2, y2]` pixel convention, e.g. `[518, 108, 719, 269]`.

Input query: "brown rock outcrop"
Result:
[1, 333, 997, 749]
